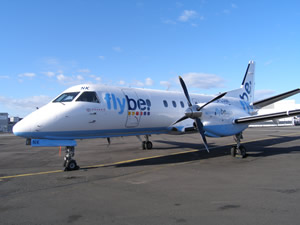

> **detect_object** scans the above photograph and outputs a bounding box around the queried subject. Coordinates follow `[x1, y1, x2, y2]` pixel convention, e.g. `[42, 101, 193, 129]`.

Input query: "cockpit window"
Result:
[53, 92, 79, 103]
[76, 91, 100, 103]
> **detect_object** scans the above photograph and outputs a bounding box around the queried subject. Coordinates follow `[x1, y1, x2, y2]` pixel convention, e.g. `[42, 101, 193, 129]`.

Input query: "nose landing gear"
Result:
[231, 133, 247, 158]
[64, 146, 79, 171]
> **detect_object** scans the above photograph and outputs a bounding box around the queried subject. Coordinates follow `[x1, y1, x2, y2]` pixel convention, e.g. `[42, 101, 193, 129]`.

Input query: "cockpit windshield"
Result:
[53, 92, 80, 103]
[76, 91, 100, 103]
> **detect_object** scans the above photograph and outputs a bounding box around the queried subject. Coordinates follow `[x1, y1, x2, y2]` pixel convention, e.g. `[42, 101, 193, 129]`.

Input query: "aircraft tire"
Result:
[239, 145, 247, 158]
[142, 141, 147, 150]
[65, 160, 79, 171]
[231, 145, 247, 158]
[146, 141, 153, 150]
[231, 146, 237, 157]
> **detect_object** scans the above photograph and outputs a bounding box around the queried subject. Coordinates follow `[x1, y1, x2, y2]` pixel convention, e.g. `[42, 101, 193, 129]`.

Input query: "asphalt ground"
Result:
[0, 126, 300, 225]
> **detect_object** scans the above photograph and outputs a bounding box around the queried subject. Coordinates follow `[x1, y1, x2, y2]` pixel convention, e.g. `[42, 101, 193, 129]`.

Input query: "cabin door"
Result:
[122, 89, 141, 128]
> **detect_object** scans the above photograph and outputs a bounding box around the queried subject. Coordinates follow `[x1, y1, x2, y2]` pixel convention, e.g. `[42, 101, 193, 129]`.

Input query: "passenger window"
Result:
[172, 101, 177, 108]
[53, 92, 79, 102]
[76, 91, 100, 103]
[180, 101, 185, 108]
[163, 100, 168, 107]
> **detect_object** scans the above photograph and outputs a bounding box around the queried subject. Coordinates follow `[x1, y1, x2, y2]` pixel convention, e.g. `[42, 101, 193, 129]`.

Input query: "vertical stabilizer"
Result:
[226, 61, 255, 104]
[241, 60, 255, 103]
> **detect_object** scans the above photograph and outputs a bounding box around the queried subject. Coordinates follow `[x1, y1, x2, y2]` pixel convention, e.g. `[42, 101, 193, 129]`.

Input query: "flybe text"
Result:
[104, 93, 151, 114]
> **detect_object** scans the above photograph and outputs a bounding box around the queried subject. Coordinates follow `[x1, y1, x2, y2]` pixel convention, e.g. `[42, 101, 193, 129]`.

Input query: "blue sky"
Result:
[0, 0, 300, 117]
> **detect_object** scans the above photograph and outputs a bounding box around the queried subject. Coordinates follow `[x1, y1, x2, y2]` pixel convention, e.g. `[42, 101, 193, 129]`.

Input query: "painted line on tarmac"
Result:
[0, 170, 64, 180]
[1, 132, 299, 181]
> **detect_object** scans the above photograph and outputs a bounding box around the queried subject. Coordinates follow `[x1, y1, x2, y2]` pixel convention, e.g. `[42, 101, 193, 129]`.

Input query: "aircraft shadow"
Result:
[114, 135, 300, 168]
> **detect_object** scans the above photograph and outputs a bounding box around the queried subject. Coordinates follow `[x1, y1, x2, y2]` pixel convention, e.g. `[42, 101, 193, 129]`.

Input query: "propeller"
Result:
[175, 76, 227, 152]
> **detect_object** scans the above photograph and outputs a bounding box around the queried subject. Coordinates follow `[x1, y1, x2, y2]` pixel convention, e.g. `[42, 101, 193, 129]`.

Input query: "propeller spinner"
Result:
[175, 76, 227, 152]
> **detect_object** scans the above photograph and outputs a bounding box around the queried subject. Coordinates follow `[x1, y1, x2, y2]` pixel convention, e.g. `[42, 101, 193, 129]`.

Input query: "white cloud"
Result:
[113, 46, 122, 52]
[133, 80, 144, 87]
[90, 75, 101, 82]
[42, 71, 55, 77]
[78, 69, 90, 73]
[99, 55, 105, 60]
[119, 80, 126, 85]
[254, 89, 276, 101]
[44, 57, 59, 66]
[182, 72, 224, 89]
[264, 60, 273, 66]
[145, 77, 154, 86]
[18, 73, 36, 78]
[0, 75, 9, 79]
[130, 78, 153, 87]
[76, 75, 84, 81]
[0, 95, 52, 112]
[162, 19, 177, 25]
[56, 74, 85, 85]
[160, 81, 171, 90]
[57, 74, 67, 81]
[231, 3, 238, 8]
[178, 10, 197, 22]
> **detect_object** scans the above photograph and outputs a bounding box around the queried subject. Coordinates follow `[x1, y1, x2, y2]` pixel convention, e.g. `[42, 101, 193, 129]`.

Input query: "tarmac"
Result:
[0, 126, 300, 225]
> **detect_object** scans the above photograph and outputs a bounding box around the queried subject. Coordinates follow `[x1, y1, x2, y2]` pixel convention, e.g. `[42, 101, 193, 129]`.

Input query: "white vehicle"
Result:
[13, 61, 300, 171]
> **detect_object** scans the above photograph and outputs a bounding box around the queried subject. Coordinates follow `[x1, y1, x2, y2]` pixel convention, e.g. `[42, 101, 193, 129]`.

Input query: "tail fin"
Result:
[241, 60, 255, 103]
[226, 61, 255, 104]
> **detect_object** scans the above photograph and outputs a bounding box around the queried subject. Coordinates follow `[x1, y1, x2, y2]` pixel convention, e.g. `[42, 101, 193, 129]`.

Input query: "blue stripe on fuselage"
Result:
[14, 127, 169, 140]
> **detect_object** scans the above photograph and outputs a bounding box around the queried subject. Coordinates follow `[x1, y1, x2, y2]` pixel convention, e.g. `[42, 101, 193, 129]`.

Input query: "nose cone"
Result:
[13, 118, 32, 137]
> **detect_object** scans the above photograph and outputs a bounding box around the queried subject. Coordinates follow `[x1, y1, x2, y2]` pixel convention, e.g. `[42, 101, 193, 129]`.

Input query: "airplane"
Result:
[13, 61, 300, 171]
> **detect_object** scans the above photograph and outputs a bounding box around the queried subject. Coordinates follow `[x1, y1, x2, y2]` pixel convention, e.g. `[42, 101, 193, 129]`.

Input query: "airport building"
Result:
[0, 113, 9, 132]
[251, 100, 300, 127]
[0, 113, 21, 133]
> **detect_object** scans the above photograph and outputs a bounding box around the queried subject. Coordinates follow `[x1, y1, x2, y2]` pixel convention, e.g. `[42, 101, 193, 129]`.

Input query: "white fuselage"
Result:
[13, 84, 250, 140]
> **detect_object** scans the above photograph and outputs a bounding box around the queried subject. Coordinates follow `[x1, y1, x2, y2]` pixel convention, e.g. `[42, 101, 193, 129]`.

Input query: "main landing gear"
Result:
[231, 133, 247, 158]
[137, 135, 153, 150]
[63, 146, 79, 171]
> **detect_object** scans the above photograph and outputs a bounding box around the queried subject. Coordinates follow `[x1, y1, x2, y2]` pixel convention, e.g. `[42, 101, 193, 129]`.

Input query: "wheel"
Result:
[231, 146, 237, 157]
[142, 141, 146, 150]
[65, 160, 79, 171]
[146, 141, 153, 150]
[231, 145, 247, 158]
[239, 145, 247, 158]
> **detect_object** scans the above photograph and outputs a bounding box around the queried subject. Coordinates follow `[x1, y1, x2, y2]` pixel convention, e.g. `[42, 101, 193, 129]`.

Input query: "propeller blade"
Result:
[195, 118, 209, 153]
[179, 76, 192, 107]
[198, 92, 227, 111]
[173, 115, 188, 125]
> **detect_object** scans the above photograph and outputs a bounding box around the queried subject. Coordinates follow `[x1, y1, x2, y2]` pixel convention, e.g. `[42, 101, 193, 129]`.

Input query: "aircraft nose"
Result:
[13, 118, 32, 137]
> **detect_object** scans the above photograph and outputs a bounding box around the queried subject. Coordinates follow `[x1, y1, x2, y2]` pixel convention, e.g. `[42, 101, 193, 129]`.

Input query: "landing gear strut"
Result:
[231, 133, 247, 158]
[63, 146, 79, 171]
[142, 135, 153, 150]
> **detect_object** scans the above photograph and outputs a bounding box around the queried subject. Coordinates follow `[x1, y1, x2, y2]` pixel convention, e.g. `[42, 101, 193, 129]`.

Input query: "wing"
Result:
[253, 88, 300, 109]
[235, 109, 300, 124]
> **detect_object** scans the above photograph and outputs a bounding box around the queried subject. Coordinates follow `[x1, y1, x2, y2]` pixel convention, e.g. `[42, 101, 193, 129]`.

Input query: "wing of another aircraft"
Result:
[235, 109, 300, 124]
[253, 88, 300, 109]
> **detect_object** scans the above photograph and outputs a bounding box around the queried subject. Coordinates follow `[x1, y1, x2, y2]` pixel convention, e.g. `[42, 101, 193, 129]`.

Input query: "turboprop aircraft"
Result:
[13, 61, 300, 171]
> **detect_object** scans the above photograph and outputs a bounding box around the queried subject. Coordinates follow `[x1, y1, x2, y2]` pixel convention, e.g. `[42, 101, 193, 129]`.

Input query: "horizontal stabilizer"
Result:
[253, 88, 300, 109]
[235, 109, 300, 124]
